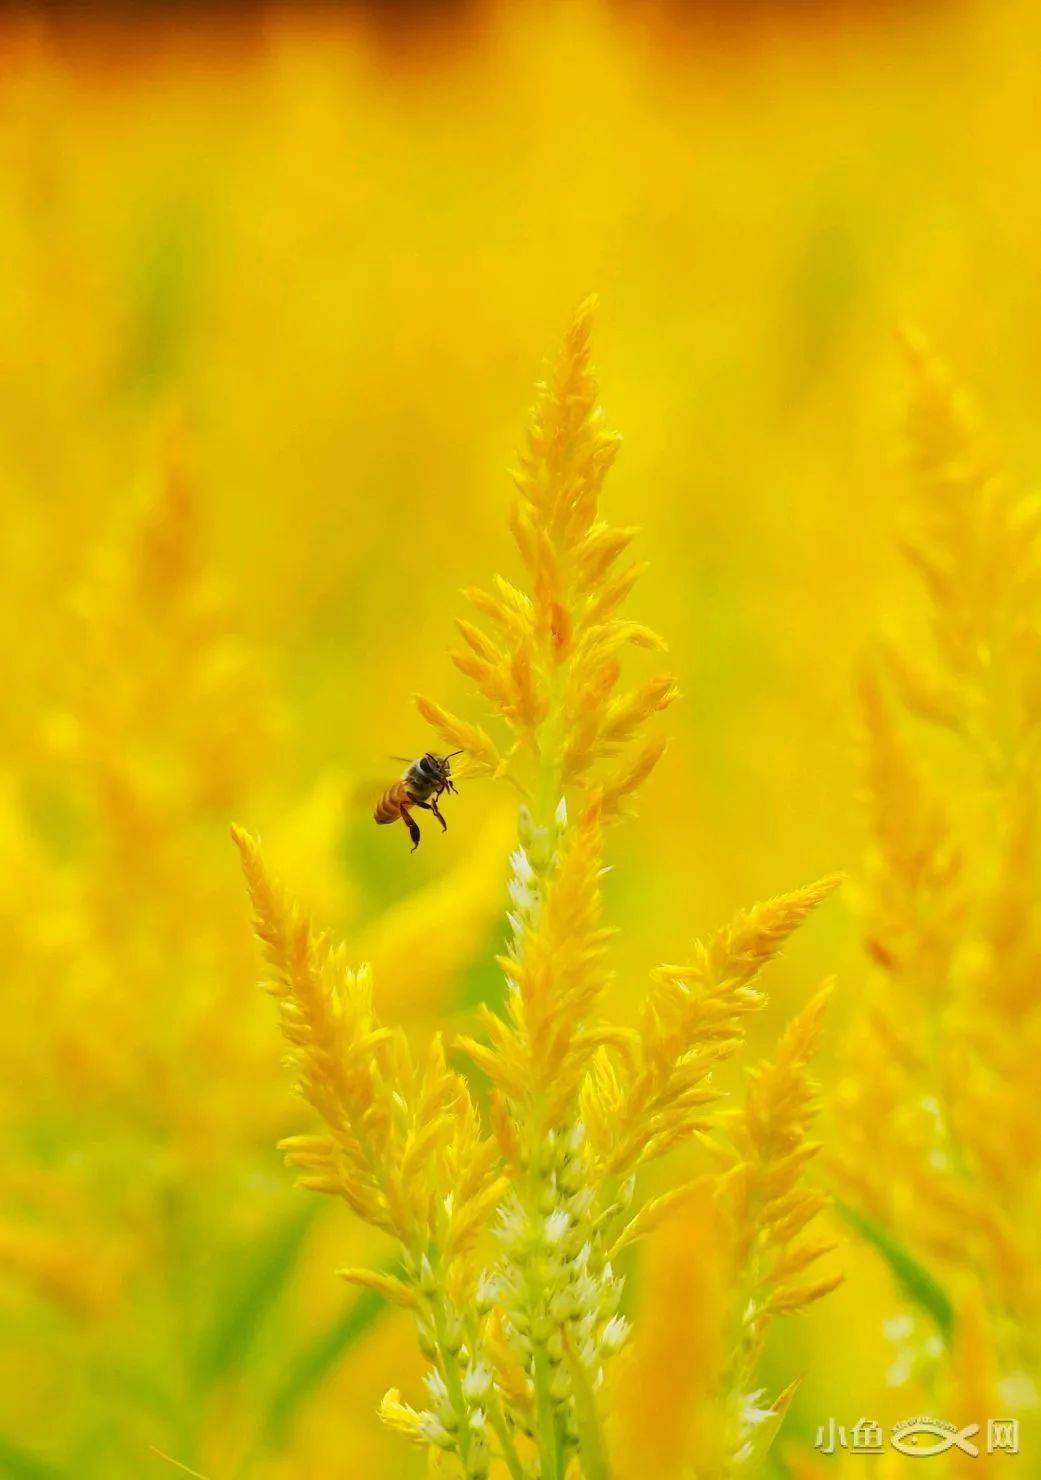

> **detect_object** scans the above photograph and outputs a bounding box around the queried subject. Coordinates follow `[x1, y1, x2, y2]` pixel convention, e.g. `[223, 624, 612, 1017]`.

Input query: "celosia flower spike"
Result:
[236, 306, 841, 1477]
[418, 298, 675, 816]
[586, 873, 842, 1180]
[233, 825, 510, 1479]
[833, 338, 1041, 1438]
[716, 982, 842, 1467]
[457, 793, 611, 1123]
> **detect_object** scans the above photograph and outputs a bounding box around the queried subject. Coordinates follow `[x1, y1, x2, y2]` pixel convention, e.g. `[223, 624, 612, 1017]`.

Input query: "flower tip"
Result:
[413, 692, 442, 725]
[816, 871, 847, 897]
[229, 822, 256, 861]
[813, 974, 838, 1003]
[770, 1377, 803, 1416]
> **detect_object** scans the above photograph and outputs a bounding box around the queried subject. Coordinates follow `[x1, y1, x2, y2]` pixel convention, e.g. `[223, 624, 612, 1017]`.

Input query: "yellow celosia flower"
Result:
[234, 824, 506, 1280]
[236, 304, 840, 1478]
[857, 663, 964, 992]
[720, 985, 842, 1367]
[610, 988, 840, 1478]
[59, 416, 273, 837]
[588, 875, 842, 1180]
[456, 794, 612, 1125]
[834, 333, 1041, 1441]
[417, 296, 677, 821]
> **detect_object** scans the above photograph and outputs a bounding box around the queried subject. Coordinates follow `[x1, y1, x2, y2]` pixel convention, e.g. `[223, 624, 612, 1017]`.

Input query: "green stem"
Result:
[562, 1331, 611, 1480]
[432, 1297, 476, 1475]
[462, 1304, 524, 1480]
[487, 1394, 526, 1480]
[532, 1341, 562, 1480]
[518, 578, 575, 1480]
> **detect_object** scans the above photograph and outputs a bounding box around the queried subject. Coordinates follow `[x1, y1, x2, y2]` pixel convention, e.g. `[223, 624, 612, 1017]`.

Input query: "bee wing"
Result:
[353, 775, 398, 808]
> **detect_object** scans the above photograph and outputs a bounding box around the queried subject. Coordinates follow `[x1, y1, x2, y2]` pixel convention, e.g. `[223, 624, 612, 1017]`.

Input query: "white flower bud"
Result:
[544, 1209, 570, 1243]
[600, 1315, 630, 1355]
[463, 1365, 493, 1402]
[424, 1368, 449, 1406]
[418, 1412, 454, 1449]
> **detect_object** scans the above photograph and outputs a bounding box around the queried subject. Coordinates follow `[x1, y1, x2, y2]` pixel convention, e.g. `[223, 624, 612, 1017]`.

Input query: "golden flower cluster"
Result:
[236, 305, 841, 1477]
[417, 297, 677, 819]
[833, 334, 1041, 1436]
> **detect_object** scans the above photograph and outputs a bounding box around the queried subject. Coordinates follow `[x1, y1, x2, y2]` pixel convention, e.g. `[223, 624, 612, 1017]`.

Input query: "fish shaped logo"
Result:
[891, 1419, 980, 1457]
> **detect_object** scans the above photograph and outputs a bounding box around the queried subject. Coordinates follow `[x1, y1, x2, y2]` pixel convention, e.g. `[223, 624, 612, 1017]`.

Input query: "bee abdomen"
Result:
[374, 787, 404, 824]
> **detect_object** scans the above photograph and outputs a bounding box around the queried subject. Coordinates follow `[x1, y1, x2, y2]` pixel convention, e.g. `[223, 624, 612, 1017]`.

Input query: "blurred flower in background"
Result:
[1, 0, 1039, 1474]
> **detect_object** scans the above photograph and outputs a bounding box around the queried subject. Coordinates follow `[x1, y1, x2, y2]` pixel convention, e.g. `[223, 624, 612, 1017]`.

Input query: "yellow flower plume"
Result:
[834, 333, 1041, 1442]
[418, 295, 677, 818]
[234, 303, 840, 1479]
[456, 794, 615, 1128]
[725, 984, 842, 1336]
[232, 824, 505, 1297]
[584, 872, 842, 1182]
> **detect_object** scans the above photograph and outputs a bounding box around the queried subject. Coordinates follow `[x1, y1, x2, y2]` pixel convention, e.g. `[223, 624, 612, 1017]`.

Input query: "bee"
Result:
[374, 751, 462, 852]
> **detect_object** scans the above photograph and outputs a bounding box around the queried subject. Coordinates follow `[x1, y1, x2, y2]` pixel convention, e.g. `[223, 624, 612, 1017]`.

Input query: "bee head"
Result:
[421, 749, 462, 779]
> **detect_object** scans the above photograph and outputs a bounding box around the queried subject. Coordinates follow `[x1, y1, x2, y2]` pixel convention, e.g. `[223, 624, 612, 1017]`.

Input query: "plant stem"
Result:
[532, 1340, 562, 1480]
[487, 1394, 526, 1480]
[432, 1296, 476, 1475]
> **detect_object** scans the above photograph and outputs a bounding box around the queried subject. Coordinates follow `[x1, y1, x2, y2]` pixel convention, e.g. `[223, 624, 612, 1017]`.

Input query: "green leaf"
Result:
[0, 1435, 63, 1478]
[122, 195, 205, 396]
[192, 1201, 318, 1391]
[835, 1200, 954, 1339]
[260, 1280, 388, 1449]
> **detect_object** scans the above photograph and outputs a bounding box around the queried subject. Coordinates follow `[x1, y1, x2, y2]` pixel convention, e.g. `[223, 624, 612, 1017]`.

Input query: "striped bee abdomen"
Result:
[374, 783, 408, 824]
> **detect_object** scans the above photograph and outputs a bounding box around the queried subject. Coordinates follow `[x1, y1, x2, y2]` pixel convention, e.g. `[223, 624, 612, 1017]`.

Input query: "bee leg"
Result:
[401, 807, 421, 852]
[415, 799, 448, 835]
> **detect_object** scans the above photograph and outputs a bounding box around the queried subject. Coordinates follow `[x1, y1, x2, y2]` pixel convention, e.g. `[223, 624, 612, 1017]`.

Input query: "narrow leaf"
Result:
[193, 1201, 318, 1390]
[261, 1279, 388, 1448]
[835, 1200, 954, 1339]
[0, 1436, 63, 1478]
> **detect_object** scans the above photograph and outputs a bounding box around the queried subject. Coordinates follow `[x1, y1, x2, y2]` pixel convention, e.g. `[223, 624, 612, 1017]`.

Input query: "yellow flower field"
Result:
[2, 2, 1039, 1475]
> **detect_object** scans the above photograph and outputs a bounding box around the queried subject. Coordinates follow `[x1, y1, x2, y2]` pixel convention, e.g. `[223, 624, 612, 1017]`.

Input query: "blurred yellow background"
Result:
[3, 1, 1039, 1474]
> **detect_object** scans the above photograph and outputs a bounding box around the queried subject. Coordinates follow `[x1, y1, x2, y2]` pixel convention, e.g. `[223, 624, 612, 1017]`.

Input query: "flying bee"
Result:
[374, 751, 462, 852]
